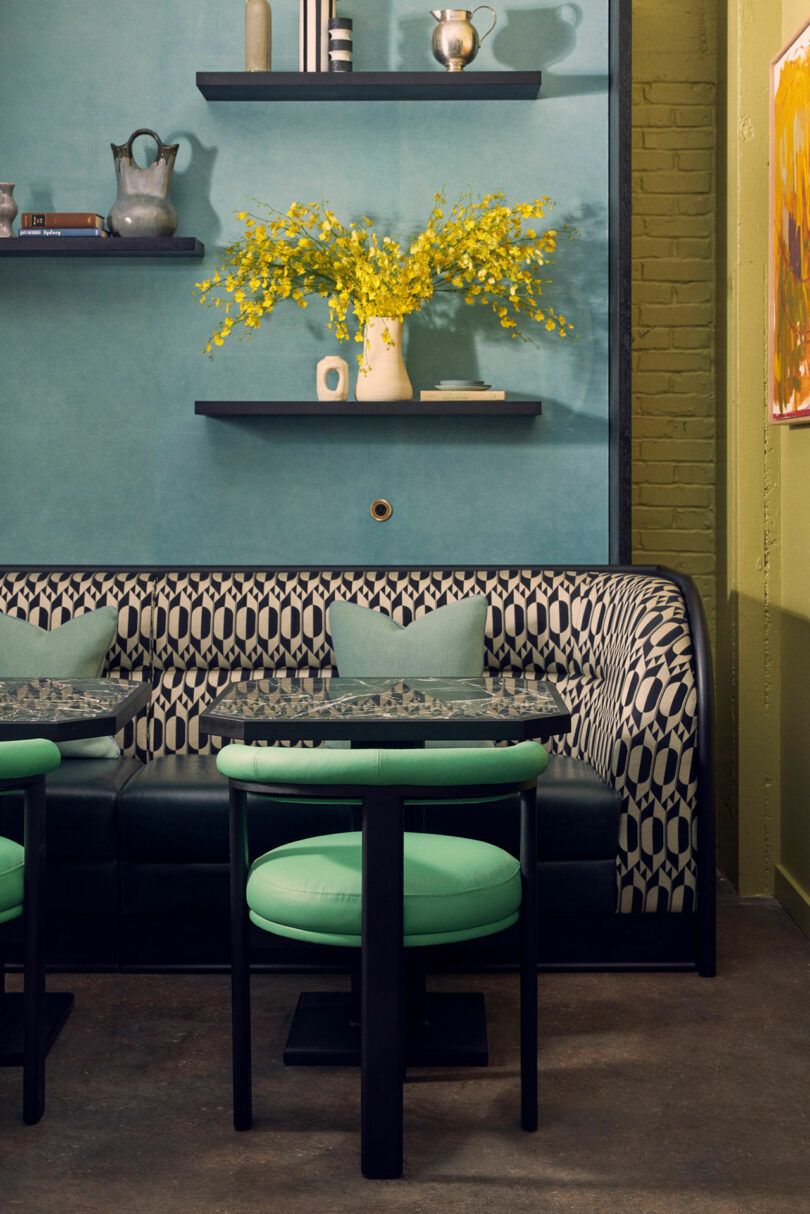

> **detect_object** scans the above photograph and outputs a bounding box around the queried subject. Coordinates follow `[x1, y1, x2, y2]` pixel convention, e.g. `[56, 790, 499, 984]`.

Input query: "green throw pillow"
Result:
[0, 606, 121, 759]
[326, 596, 491, 750]
[328, 596, 487, 677]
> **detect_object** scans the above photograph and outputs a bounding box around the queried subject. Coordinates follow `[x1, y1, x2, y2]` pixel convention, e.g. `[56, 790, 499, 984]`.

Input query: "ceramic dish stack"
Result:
[420, 379, 505, 401]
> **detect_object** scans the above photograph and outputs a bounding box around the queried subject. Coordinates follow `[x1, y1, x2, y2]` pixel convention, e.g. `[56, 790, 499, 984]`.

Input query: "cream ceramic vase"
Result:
[245, 0, 271, 71]
[355, 317, 413, 401]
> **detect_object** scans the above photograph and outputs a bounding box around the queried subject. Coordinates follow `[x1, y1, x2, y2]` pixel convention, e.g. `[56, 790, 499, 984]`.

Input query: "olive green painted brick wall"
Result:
[631, 2, 719, 642]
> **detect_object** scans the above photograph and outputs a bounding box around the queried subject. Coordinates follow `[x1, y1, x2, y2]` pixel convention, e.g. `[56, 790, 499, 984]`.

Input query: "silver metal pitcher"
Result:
[108, 129, 179, 238]
[430, 7, 496, 72]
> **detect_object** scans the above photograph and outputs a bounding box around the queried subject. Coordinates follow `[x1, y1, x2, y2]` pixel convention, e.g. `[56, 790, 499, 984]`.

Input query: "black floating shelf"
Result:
[0, 237, 204, 257]
[196, 400, 542, 417]
[196, 70, 542, 102]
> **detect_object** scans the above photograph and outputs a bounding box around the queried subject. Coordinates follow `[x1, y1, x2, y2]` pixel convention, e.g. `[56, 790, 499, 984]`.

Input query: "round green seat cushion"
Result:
[0, 835, 25, 925]
[246, 830, 522, 948]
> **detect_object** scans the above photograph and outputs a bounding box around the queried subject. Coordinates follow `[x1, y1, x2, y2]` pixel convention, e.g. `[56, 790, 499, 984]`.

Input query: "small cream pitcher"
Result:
[430, 7, 497, 71]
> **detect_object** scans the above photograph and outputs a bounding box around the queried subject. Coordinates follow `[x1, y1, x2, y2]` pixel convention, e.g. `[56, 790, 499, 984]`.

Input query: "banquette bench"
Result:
[0, 565, 715, 976]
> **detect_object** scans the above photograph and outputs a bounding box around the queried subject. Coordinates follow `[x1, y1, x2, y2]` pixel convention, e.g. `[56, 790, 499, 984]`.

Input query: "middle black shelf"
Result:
[196, 70, 542, 102]
[195, 400, 543, 417]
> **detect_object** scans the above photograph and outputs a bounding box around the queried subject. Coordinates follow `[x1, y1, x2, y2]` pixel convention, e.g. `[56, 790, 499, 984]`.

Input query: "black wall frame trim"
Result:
[609, 0, 632, 564]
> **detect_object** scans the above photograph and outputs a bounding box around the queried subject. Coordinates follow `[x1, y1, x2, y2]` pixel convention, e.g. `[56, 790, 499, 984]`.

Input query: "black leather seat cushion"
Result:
[118, 755, 354, 863]
[537, 754, 621, 860]
[117, 753, 619, 865]
[0, 757, 143, 861]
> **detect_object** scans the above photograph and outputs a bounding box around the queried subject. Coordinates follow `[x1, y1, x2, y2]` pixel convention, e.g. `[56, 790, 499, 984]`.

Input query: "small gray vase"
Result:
[0, 183, 17, 238]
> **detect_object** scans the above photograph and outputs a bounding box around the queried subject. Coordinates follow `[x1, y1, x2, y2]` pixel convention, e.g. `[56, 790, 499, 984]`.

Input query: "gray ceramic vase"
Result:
[108, 129, 179, 238]
[0, 183, 17, 238]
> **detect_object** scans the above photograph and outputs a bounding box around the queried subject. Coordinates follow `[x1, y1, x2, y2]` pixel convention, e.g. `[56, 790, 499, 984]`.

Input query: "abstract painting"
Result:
[770, 16, 810, 423]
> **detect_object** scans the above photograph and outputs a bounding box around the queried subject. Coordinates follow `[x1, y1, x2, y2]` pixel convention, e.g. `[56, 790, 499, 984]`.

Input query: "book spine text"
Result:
[18, 227, 109, 237]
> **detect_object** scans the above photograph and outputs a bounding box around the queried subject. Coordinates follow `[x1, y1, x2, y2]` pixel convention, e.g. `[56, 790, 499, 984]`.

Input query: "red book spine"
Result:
[20, 212, 106, 228]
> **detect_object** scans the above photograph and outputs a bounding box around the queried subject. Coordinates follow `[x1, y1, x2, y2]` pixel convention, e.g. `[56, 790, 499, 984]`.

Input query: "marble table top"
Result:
[0, 676, 151, 742]
[200, 675, 571, 745]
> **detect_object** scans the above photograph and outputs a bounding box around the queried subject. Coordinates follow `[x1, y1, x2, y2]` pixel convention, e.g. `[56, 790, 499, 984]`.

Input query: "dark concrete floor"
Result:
[2, 889, 810, 1213]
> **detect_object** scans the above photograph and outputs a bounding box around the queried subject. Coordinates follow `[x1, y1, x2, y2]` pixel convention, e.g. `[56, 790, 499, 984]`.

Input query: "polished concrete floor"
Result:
[2, 887, 809, 1213]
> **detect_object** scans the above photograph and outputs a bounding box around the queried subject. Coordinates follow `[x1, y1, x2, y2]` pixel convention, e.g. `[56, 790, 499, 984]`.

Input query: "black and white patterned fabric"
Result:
[0, 571, 153, 755]
[0, 567, 700, 913]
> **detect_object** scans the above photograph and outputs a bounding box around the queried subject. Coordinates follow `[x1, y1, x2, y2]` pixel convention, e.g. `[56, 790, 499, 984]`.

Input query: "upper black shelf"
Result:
[196, 400, 542, 417]
[0, 237, 204, 257]
[196, 71, 542, 102]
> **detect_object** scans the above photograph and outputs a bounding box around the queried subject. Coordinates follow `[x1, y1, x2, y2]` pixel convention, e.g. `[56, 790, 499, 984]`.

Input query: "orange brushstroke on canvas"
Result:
[773, 44, 810, 417]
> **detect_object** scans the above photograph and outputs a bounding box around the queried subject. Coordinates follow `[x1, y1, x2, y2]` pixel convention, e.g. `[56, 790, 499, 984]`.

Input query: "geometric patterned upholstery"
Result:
[0, 567, 701, 914]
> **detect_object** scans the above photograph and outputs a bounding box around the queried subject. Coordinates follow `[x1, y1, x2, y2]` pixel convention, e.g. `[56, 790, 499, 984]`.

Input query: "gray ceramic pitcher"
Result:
[108, 129, 179, 238]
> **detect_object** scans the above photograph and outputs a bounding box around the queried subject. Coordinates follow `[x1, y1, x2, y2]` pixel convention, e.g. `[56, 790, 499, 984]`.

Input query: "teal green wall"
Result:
[0, 0, 611, 566]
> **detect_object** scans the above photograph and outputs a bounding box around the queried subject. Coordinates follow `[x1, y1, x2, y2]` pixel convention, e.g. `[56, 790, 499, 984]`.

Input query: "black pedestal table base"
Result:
[0, 992, 74, 1066]
[283, 990, 488, 1067]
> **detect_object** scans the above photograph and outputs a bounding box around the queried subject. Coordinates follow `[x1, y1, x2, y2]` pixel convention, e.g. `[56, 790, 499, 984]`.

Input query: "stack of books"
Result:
[18, 211, 109, 238]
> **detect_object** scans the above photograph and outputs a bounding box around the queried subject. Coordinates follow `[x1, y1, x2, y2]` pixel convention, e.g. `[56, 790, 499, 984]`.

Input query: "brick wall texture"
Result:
[631, 66, 718, 638]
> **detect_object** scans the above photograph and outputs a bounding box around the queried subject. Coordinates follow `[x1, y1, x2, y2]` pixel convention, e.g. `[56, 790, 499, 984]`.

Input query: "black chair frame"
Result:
[0, 769, 48, 1124]
[227, 775, 539, 1180]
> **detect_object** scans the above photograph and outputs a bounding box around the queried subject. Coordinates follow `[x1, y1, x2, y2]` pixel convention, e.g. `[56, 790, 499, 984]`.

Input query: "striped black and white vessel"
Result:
[328, 17, 353, 72]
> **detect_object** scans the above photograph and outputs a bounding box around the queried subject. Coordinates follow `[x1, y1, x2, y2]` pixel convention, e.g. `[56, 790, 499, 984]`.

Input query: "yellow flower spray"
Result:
[196, 190, 574, 360]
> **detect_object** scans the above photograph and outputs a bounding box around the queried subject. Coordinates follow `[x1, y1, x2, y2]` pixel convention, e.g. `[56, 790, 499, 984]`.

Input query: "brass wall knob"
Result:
[370, 498, 393, 521]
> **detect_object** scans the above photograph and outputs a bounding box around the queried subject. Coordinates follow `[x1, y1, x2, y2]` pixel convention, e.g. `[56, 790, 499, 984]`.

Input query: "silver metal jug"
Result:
[108, 129, 179, 238]
[430, 7, 496, 72]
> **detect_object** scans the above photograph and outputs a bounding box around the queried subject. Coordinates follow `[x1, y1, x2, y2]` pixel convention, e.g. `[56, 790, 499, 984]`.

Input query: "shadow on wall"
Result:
[355, 0, 395, 70]
[559, 200, 609, 364]
[491, 3, 582, 70]
[779, 604, 810, 881]
[165, 130, 219, 243]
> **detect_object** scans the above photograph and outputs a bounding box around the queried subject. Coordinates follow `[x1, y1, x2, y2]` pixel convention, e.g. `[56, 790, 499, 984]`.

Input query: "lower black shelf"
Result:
[195, 400, 542, 417]
[1, 237, 204, 257]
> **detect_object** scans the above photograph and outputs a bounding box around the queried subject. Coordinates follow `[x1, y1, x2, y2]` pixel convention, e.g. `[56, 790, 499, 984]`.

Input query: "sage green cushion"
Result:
[0, 737, 62, 780]
[0, 834, 25, 925]
[0, 738, 61, 926]
[0, 607, 119, 758]
[328, 596, 487, 677]
[217, 738, 548, 786]
[247, 830, 521, 948]
[327, 595, 490, 750]
[56, 736, 121, 759]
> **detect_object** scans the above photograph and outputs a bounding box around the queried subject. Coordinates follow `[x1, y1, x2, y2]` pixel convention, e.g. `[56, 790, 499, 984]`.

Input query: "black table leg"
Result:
[22, 773, 47, 1124]
[0, 776, 73, 1095]
[519, 784, 538, 1131]
[230, 785, 252, 1131]
[361, 789, 404, 1179]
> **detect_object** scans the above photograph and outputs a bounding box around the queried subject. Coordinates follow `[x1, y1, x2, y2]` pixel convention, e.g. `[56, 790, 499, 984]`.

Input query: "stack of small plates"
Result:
[434, 379, 492, 391]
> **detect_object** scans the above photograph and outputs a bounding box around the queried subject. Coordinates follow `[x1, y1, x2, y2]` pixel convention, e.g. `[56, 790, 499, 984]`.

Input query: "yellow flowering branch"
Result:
[196, 190, 574, 357]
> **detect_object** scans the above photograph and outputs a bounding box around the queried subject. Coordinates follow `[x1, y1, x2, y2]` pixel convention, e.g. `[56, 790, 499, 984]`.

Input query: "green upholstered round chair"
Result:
[217, 739, 548, 1180]
[0, 737, 62, 1124]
